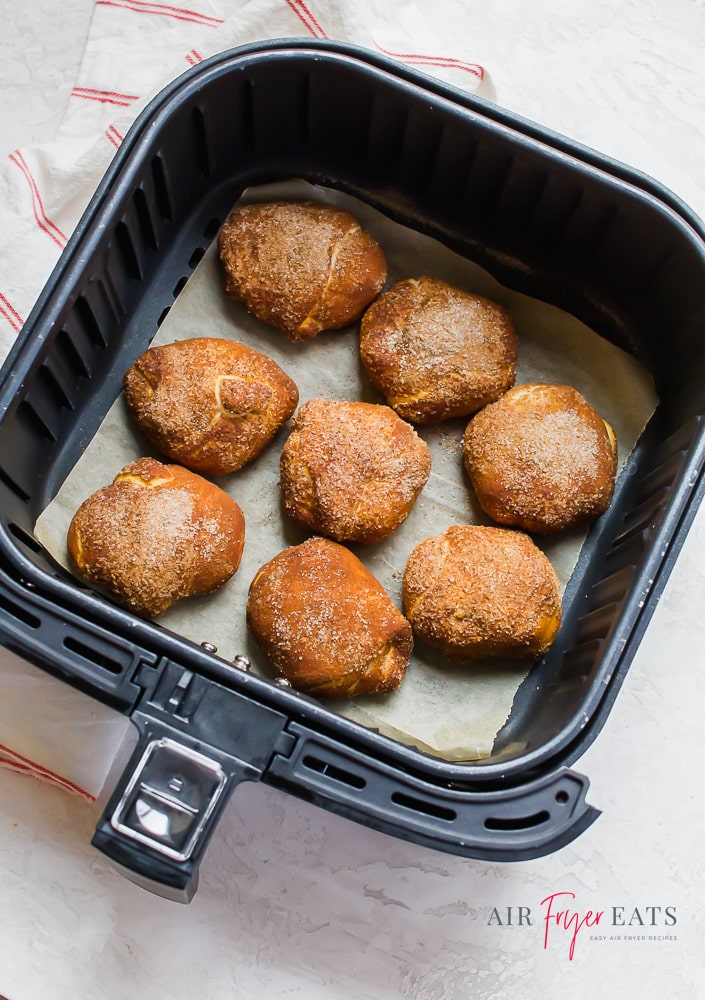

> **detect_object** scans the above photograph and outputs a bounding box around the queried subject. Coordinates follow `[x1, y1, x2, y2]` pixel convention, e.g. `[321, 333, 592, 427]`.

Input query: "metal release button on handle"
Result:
[110, 737, 227, 862]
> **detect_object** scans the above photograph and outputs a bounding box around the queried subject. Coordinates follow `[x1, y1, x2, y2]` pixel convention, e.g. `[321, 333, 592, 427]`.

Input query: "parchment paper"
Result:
[34, 181, 658, 761]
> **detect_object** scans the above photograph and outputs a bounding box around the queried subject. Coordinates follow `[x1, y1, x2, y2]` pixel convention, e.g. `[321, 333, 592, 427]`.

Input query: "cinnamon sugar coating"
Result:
[246, 536, 413, 698]
[123, 337, 298, 476]
[218, 201, 387, 341]
[403, 525, 562, 660]
[67, 458, 245, 617]
[463, 383, 618, 534]
[360, 276, 517, 424]
[279, 398, 431, 543]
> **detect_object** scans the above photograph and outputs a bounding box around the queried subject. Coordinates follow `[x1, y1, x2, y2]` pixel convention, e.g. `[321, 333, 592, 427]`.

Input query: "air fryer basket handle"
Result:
[91, 664, 291, 902]
[91, 715, 255, 902]
[266, 724, 600, 861]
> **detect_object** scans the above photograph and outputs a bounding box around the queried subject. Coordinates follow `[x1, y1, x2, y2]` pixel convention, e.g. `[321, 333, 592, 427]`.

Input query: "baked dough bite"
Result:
[360, 276, 517, 424]
[279, 398, 431, 543]
[463, 383, 617, 534]
[123, 337, 298, 476]
[403, 525, 561, 660]
[218, 201, 387, 342]
[246, 536, 413, 698]
[67, 458, 245, 617]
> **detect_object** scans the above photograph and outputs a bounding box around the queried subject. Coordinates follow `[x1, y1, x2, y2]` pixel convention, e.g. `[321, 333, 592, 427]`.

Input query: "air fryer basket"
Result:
[1, 40, 705, 901]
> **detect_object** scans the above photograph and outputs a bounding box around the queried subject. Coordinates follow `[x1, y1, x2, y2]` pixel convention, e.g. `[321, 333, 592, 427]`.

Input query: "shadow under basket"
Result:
[1, 40, 705, 902]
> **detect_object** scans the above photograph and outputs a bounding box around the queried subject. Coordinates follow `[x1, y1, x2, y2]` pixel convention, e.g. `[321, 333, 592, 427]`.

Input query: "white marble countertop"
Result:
[1, 2, 705, 998]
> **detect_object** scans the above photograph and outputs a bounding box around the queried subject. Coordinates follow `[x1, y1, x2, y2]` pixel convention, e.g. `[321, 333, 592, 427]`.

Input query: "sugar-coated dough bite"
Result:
[462, 383, 618, 534]
[218, 201, 387, 341]
[403, 525, 562, 660]
[123, 337, 298, 476]
[360, 276, 517, 424]
[246, 536, 413, 698]
[279, 398, 431, 543]
[67, 458, 245, 617]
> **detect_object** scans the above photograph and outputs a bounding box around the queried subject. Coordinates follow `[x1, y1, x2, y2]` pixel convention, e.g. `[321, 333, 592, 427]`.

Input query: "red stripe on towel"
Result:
[105, 124, 124, 148]
[0, 293, 24, 332]
[283, 0, 327, 38]
[73, 87, 140, 107]
[0, 757, 95, 801]
[374, 42, 484, 81]
[0, 742, 95, 801]
[0, 755, 38, 778]
[8, 151, 68, 249]
[96, 0, 223, 27]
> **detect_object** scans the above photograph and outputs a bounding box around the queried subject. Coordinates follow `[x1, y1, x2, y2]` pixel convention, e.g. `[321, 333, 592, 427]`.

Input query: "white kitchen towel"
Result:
[0, 0, 489, 353]
[0, 0, 489, 797]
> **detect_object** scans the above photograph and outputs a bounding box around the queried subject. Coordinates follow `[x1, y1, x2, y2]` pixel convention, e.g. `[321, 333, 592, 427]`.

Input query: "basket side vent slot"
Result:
[523, 173, 583, 239]
[37, 362, 75, 411]
[101, 270, 128, 321]
[589, 566, 637, 608]
[425, 125, 479, 214]
[560, 198, 620, 257]
[17, 398, 57, 442]
[0, 591, 40, 629]
[649, 415, 701, 467]
[114, 221, 143, 282]
[302, 754, 366, 789]
[396, 110, 444, 195]
[484, 810, 550, 831]
[133, 186, 159, 251]
[492, 162, 551, 232]
[8, 522, 43, 553]
[0, 464, 30, 503]
[192, 106, 211, 177]
[572, 603, 621, 646]
[156, 306, 171, 327]
[638, 246, 676, 292]
[74, 294, 107, 348]
[364, 92, 409, 181]
[188, 246, 205, 269]
[614, 487, 671, 546]
[56, 328, 89, 379]
[554, 639, 604, 683]
[633, 450, 687, 504]
[460, 145, 514, 224]
[151, 154, 174, 221]
[203, 217, 221, 240]
[391, 791, 457, 823]
[603, 530, 650, 578]
[63, 634, 124, 675]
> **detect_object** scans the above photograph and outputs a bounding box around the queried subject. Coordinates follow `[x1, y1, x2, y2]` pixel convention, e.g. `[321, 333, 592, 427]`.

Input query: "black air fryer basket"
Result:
[1, 41, 705, 902]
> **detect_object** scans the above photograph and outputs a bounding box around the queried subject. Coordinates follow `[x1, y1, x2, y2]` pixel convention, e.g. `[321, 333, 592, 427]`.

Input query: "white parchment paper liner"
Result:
[35, 181, 657, 761]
